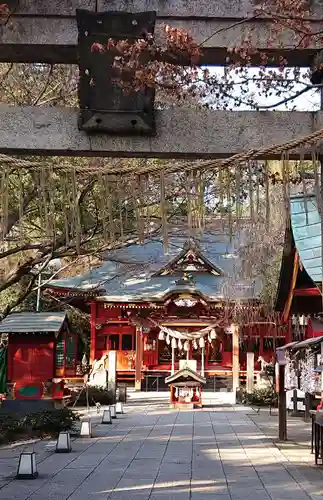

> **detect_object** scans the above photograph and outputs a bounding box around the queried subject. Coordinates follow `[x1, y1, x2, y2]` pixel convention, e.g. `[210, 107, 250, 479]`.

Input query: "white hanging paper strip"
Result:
[284, 352, 298, 390]
[174, 299, 198, 307]
[300, 349, 316, 394]
[210, 329, 217, 339]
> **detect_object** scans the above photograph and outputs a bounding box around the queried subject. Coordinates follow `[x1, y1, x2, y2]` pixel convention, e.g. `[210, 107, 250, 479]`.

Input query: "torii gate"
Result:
[0, 0, 322, 159]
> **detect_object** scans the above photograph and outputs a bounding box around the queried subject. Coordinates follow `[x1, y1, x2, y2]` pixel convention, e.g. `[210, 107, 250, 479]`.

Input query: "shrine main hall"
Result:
[46, 223, 288, 395]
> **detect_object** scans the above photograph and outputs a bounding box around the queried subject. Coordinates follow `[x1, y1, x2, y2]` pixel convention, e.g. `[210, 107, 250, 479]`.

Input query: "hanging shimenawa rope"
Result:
[149, 319, 222, 340]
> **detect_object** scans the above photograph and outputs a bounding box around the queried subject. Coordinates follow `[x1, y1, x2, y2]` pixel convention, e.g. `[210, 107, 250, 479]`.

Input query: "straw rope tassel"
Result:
[248, 161, 254, 222]
[218, 167, 225, 230]
[187, 170, 193, 237]
[265, 160, 270, 230]
[40, 167, 50, 239]
[71, 168, 81, 254]
[117, 175, 124, 241]
[105, 175, 114, 243]
[281, 152, 289, 223]
[227, 169, 232, 242]
[197, 169, 205, 236]
[135, 174, 144, 244]
[48, 165, 56, 243]
[0, 168, 8, 242]
[160, 170, 169, 254]
[300, 150, 309, 225]
[235, 165, 241, 229]
[62, 172, 70, 245]
[313, 150, 321, 215]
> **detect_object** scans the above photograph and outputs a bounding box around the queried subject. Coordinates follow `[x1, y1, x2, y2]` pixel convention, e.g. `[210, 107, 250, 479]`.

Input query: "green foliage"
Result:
[0, 413, 25, 442]
[245, 387, 278, 407]
[68, 386, 114, 407]
[0, 407, 80, 444]
[264, 364, 275, 377]
[26, 408, 79, 436]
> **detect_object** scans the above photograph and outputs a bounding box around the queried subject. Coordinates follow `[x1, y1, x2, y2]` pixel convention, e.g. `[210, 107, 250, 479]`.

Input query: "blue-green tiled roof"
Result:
[47, 229, 260, 301]
[290, 195, 322, 283]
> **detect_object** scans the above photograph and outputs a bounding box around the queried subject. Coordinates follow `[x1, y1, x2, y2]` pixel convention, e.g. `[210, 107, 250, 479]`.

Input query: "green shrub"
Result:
[0, 413, 25, 443]
[264, 365, 275, 378]
[0, 408, 80, 444]
[245, 387, 278, 407]
[26, 408, 80, 437]
[68, 386, 114, 407]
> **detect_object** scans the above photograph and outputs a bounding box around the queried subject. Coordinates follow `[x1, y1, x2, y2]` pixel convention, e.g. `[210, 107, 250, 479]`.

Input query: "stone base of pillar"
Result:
[135, 379, 141, 392]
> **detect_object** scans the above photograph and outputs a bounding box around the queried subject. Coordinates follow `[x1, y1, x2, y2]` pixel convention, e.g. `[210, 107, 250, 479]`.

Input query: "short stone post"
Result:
[108, 350, 117, 402]
[135, 326, 143, 391]
[232, 324, 240, 393]
[246, 352, 254, 394]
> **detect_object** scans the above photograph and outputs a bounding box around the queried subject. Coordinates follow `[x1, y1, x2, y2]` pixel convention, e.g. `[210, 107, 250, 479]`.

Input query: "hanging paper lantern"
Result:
[178, 339, 183, 350]
[158, 330, 165, 341]
[210, 329, 217, 340]
[166, 334, 170, 345]
[199, 337, 205, 348]
[193, 340, 198, 350]
[171, 337, 177, 349]
[184, 341, 189, 351]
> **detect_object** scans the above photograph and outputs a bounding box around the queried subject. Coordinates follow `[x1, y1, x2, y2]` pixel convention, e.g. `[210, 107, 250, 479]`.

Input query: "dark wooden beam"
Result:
[0, 1, 322, 65]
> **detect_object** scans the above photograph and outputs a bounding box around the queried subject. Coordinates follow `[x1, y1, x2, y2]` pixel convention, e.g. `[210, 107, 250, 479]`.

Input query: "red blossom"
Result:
[91, 43, 105, 53]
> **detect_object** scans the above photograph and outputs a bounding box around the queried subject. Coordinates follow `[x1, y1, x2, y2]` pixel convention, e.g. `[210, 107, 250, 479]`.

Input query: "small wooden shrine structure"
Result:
[165, 361, 206, 408]
[0, 312, 78, 398]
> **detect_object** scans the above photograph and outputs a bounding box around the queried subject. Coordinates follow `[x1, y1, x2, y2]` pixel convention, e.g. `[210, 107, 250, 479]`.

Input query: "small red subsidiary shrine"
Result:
[275, 194, 323, 339]
[0, 312, 78, 396]
[47, 228, 290, 391]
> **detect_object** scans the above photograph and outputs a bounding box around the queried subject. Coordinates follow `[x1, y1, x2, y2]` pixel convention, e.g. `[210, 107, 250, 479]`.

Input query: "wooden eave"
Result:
[165, 366, 206, 385]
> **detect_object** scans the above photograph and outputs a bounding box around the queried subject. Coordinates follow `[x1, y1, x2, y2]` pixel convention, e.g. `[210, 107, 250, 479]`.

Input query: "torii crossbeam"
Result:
[0, 1, 322, 159]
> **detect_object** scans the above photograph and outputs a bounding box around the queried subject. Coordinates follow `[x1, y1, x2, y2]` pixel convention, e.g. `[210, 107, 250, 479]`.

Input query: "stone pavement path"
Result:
[1, 404, 323, 500]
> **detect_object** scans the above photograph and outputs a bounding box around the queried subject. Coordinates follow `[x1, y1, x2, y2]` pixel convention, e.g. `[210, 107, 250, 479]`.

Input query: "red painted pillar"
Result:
[135, 326, 143, 391]
[90, 302, 97, 365]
